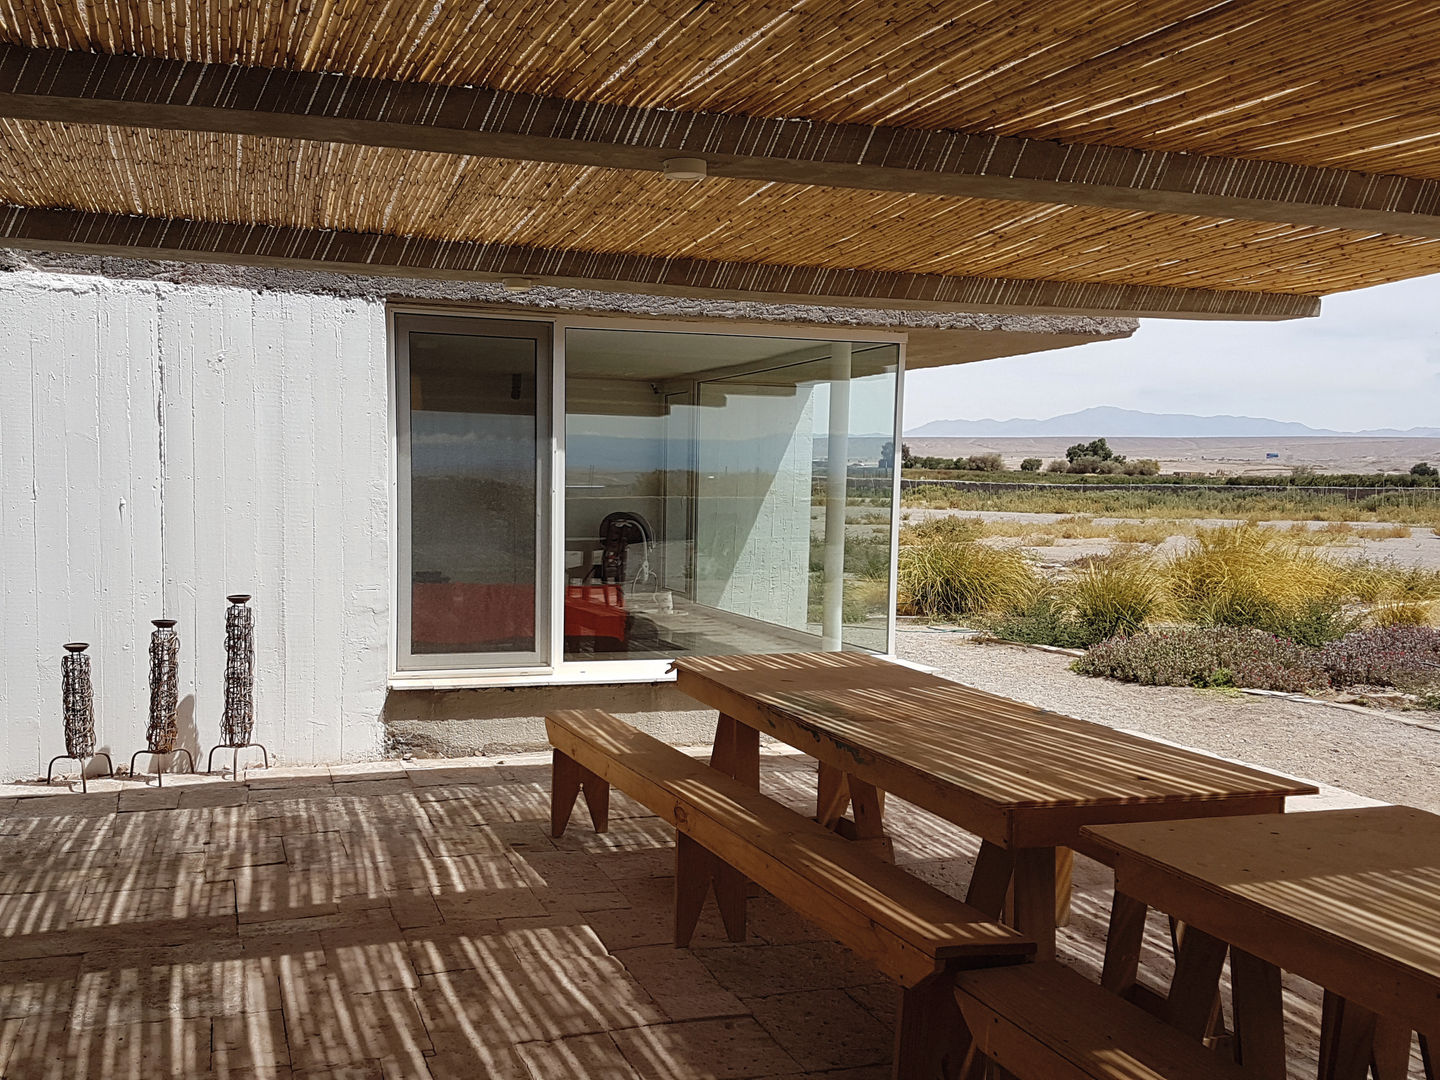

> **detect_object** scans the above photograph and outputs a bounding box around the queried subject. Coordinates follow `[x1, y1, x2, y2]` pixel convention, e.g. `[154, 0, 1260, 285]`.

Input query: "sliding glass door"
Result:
[395, 315, 551, 670]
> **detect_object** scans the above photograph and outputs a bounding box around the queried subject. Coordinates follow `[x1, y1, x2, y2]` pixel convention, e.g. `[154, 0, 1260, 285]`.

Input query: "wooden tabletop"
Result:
[1083, 806, 1440, 1035]
[672, 652, 1317, 848]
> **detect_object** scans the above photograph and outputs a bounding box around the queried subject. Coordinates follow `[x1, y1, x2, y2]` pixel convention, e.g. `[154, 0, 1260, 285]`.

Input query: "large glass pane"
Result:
[400, 323, 547, 668]
[563, 328, 897, 661]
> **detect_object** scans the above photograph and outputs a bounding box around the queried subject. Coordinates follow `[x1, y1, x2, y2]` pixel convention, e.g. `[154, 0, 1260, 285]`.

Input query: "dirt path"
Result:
[895, 627, 1440, 811]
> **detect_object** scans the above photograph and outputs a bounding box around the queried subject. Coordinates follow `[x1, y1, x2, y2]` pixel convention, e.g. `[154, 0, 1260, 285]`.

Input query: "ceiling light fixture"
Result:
[662, 157, 707, 181]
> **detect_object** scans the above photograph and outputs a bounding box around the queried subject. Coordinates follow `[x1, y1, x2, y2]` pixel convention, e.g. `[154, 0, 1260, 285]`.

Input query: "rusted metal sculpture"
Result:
[47, 642, 114, 793]
[207, 595, 269, 777]
[130, 619, 195, 785]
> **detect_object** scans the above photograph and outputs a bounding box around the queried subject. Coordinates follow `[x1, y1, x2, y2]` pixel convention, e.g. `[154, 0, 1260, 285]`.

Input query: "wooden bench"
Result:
[954, 961, 1250, 1080]
[547, 708, 1034, 1079]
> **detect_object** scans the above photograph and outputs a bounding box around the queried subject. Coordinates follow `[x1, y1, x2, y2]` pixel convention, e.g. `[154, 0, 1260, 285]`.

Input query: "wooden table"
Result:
[1084, 807, 1440, 1080]
[672, 651, 1317, 960]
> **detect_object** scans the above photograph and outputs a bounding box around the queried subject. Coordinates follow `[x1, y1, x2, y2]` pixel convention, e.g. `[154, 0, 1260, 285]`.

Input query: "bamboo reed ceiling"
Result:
[2, 1, 1440, 183]
[2, 120, 1438, 298]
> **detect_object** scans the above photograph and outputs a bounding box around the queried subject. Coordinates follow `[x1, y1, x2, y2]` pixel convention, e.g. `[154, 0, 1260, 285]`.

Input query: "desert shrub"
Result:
[1067, 456, 1106, 474]
[1122, 458, 1161, 476]
[1074, 627, 1327, 692]
[964, 453, 1005, 472]
[1044, 459, 1068, 473]
[1020, 457, 1042, 472]
[1412, 462, 1438, 477]
[1319, 626, 1440, 690]
[897, 540, 1039, 620]
[1066, 438, 1123, 464]
[1166, 525, 1353, 645]
[1063, 554, 1169, 643]
[1096, 459, 1126, 475]
[984, 590, 1095, 649]
[1111, 520, 1181, 545]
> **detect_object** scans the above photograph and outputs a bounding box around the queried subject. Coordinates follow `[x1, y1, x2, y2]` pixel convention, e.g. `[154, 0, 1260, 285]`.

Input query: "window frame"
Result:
[387, 305, 906, 689]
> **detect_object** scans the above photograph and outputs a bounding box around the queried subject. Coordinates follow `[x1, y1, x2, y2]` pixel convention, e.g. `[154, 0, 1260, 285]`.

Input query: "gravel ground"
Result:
[895, 626, 1440, 812]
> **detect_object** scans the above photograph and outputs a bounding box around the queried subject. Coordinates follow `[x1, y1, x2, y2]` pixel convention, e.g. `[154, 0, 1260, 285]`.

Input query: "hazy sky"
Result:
[903, 273, 1440, 433]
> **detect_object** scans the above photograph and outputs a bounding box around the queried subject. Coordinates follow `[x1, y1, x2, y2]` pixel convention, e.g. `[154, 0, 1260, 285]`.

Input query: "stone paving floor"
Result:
[0, 749, 1416, 1079]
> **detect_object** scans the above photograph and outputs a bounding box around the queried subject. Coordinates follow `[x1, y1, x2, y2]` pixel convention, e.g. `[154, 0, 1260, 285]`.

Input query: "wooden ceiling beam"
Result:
[1, 44, 1438, 239]
[0, 205, 1319, 320]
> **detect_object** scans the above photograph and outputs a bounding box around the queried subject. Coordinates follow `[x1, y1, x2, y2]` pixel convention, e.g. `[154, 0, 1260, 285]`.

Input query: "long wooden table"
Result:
[672, 651, 1318, 960]
[1084, 807, 1440, 1080]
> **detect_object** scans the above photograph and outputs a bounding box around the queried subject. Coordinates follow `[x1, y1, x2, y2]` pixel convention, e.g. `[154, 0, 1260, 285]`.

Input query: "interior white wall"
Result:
[0, 270, 390, 780]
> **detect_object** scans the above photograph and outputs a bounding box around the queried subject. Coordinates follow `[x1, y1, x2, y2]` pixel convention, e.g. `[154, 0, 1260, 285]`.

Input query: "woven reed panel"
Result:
[3, 120, 1438, 296]
[2, 2, 1439, 181]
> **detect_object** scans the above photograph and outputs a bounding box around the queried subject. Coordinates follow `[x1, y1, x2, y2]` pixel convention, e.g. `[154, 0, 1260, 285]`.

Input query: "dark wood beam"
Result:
[0, 44, 1438, 238]
[0, 205, 1319, 320]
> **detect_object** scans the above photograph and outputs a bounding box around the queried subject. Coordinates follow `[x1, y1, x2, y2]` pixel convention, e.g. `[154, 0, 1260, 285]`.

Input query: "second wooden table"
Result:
[672, 651, 1318, 959]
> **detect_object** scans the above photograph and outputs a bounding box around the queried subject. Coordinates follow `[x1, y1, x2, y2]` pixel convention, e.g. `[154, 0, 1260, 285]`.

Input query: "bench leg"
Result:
[893, 971, 981, 1080]
[550, 749, 610, 837]
[674, 833, 747, 946]
[964, 841, 1015, 921]
[1101, 890, 1147, 997]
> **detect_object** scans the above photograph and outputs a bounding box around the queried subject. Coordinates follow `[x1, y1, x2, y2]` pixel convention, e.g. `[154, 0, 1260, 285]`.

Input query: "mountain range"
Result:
[905, 406, 1440, 439]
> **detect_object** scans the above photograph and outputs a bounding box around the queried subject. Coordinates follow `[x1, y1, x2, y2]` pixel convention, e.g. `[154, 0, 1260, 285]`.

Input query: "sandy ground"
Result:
[906, 436, 1440, 476]
[902, 507, 1440, 570]
[895, 627, 1440, 812]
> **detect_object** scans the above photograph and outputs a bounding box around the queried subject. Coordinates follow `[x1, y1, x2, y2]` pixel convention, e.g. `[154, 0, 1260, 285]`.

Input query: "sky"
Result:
[902, 273, 1440, 433]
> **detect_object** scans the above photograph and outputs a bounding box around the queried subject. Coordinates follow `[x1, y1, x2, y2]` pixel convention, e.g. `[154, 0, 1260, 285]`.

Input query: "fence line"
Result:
[842, 477, 1440, 502]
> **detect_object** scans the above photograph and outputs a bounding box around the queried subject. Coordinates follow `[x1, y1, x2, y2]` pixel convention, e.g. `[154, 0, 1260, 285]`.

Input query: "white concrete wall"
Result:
[0, 270, 390, 780]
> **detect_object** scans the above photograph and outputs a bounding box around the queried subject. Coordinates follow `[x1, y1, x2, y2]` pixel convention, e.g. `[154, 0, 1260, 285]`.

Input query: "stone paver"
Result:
[0, 751, 1395, 1078]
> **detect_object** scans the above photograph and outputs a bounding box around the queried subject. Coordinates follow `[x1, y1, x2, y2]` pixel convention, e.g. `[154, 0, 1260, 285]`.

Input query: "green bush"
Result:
[984, 591, 1095, 649]
[1123, 458, 1161, 476]
[1073, 627, 1328, 692]
[1020, 457, 1042, 472]
[1044, 459, 1068, 473]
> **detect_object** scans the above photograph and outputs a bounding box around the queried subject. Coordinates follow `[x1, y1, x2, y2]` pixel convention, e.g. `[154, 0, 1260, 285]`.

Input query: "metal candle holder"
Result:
[130, 619, 195, 785]
[208, 595, 269, 777]
[47, 642, 114, 792]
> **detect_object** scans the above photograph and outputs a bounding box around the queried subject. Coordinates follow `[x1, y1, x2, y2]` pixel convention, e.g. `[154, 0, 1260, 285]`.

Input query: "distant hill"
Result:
[905, 406, 1440, 439]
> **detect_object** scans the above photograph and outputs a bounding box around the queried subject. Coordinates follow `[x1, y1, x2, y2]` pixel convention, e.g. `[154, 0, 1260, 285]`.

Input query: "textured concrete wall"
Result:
[0, 269, 392, 779]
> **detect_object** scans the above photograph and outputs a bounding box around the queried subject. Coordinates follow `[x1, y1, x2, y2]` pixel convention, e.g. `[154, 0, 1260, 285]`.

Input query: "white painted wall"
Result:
[0, 271, 390, 780]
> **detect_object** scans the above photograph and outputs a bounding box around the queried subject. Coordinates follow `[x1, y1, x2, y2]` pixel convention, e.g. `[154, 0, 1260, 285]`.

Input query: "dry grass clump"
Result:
[1166, 525, 1351, 645]
[897, 540, 1039, 621]
[1064, 554, 1171, 642]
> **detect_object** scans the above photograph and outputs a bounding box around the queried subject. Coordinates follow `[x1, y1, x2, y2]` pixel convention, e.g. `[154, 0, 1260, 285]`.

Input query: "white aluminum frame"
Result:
[387, 303, 907, 689]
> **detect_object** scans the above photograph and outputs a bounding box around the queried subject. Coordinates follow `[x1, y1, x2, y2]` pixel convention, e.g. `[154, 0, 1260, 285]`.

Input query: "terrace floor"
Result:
[0, 749, 1398, 1079]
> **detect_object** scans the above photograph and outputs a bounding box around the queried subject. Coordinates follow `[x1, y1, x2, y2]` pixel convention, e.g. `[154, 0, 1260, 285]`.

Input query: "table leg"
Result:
[816, 762, 893, 861]
[1230, 948, 1286, 1080]
[1055, 846, 1074, 928]
[711, 713, 759, 788]
[1370, 1018, 1414, 1080]
[1011, 847, 1057, 963]
[964, 840, 1015, 920]
[1319, 991, 1380, 1080]
[1165, 923, 1228, 1042]
[1101, 891, 1147, 997]
[1420, 1031, 1434, 1080]
[893, 969, 981, 1080]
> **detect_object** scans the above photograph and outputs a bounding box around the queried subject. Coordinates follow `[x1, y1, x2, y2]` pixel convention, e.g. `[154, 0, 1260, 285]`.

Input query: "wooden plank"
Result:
[965, 841, 1016, 920]
[1086, 808, 1440, 1036]
[545, 709, 1032, 986]
[955, 961, 1250, 1080]
[0, 206, 1315, 322]
[3, 43, 1440, 239]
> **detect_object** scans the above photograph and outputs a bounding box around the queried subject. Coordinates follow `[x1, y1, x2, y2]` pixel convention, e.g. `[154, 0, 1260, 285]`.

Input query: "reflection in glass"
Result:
[406, 331, 541, 662]
[564, 329, 897, 661]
